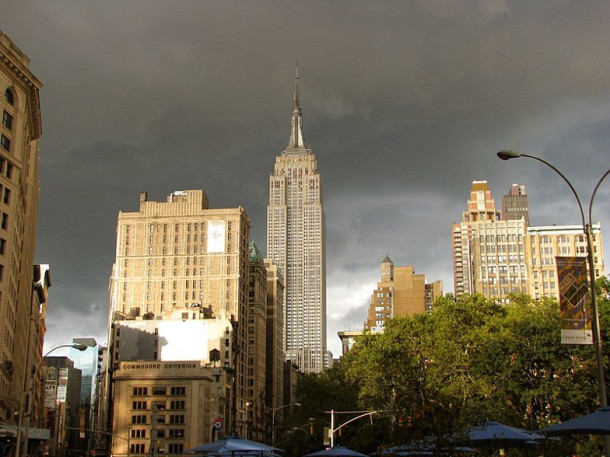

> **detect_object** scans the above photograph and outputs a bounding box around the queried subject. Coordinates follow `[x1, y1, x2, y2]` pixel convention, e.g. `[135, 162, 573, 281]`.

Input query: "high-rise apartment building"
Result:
[452, 181, 607, 305]
[453, 181, 529, 302]
[453, 180, 501, 297]
[0, 31, 45, 431]
[502, 183, 529, 226]
[364, 256, 442, 331]
[527, 224, 605, 301]
[266, 69, 326, 373]
[105, 190, 253, 451]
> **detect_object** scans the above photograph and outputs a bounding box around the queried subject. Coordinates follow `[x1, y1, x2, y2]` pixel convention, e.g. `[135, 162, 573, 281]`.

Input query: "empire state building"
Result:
[267, 68, 326, 373]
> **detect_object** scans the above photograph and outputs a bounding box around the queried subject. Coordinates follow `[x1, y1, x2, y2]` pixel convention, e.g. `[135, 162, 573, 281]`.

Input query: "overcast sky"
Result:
[2, 1, 610, 357]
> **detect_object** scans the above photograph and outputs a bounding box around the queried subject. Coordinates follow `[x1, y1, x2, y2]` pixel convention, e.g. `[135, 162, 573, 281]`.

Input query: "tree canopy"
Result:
[281, 289, 610, 456]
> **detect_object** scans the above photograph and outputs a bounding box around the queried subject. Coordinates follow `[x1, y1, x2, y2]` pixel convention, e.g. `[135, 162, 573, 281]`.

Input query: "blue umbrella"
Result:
[466, 421, 544, 448]
[184, 436, 281, 455]
[304, 446, 368, 457]
[538, 407, 610, 435]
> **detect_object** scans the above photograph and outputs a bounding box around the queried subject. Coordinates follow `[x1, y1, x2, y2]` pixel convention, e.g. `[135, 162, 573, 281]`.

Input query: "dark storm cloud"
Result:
[2, 0, 610, 355]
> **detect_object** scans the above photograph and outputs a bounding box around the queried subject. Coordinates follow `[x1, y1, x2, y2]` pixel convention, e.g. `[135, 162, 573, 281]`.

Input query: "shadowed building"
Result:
[502, 183, 529, 226]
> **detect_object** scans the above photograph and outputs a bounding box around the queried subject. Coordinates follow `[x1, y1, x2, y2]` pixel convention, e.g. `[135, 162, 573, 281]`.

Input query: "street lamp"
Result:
[271, 402, 301, 447]
[496, 150, 610, 408]
[15, 342, 92, 457]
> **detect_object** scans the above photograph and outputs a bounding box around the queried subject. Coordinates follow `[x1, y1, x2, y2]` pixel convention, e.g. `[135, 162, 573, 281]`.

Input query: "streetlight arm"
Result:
[589, 168, 610, 227]
[518, 153, 587, 228]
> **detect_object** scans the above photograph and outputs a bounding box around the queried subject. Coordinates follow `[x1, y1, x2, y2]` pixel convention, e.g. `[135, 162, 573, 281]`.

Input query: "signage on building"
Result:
[557, 256, 592, 344]
[44, 379, 57, 408]
[57, 368, 69, 403]
[207, 220, 226, 253]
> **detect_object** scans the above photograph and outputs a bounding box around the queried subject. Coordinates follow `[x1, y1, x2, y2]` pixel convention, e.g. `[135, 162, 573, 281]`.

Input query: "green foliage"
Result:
[280, 291, 610, 455]
[340, 293, 604, 453]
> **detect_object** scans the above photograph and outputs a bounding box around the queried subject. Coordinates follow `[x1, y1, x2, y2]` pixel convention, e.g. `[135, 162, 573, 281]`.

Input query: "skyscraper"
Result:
[266, 68, 326, 373]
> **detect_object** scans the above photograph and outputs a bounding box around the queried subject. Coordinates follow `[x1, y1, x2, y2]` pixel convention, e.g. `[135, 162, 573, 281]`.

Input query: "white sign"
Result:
[207, 221, 225, 254]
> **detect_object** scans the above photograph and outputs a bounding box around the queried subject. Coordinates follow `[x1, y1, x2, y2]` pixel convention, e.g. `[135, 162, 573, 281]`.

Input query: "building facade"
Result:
[364, 256, 442, 331]
[106, 190, 253, 453]
[263, 259, 284, 420]
[452, 181, 606, 305]
[111, 361, 226, 456]
[246, 243, 267, 441]
[453, 180, 529, 301]
[266, 69, 326, 373]
[527, 224, 605, 301]
[0, 31, 44, 427]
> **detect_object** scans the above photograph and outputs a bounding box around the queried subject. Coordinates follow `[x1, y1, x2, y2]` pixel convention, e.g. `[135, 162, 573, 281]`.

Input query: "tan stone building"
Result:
[452, 180, 501, 297]
[111, 361, 226, 456]
[106, 190, 254, 453]
[0, 31, 45, 432]
[526, 224, 605, 301]
[453, 181, 529, 302]
[364, 256, 442, 331]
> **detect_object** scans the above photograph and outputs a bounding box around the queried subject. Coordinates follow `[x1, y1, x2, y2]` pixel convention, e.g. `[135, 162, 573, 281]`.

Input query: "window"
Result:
[0, 135, 10, 152]
[131, 415, 147, 424]
[169, 429, 185, 438]
[133, 387, 148, 396]
[168, 444, 184, 454]
[170, 386, 186, 396]
[170, 400, 185, 410]
[3, 188, 10, 205]
[132, 401, 147, 410]
[2, 111, 12, 130]
[130, 443, 146, 454]
[4, 89, 14, 105]
[131, 429, 147, 438]
[169, 414, 185, 424]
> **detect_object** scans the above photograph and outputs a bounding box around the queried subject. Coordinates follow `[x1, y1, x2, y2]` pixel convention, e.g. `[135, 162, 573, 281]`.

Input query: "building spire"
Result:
[288, 61, 306, 149]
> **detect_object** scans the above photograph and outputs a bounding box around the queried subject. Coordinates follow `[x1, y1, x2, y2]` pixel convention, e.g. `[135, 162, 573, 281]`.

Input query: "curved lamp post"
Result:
[272, 402, 301, 446]
[15, 342, 91, 457]
[497, 150, 610, 408]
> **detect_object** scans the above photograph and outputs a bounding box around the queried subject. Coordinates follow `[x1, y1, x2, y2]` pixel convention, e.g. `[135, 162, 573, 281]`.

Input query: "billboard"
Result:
[557, 256, 592, 344]
[207, 221, 225, 254]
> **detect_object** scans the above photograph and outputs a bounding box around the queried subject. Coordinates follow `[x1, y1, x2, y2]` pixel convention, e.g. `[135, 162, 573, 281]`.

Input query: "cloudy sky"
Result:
[3, 1, 610, 357]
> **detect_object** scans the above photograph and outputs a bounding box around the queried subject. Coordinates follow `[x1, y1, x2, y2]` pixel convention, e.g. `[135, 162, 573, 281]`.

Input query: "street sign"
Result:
[214, 419, 223, 430]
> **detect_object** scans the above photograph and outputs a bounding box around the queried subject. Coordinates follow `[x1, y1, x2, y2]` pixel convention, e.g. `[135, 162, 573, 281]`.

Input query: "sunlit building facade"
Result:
[266, 69, 326, 373]
[0, 31, 44, 430]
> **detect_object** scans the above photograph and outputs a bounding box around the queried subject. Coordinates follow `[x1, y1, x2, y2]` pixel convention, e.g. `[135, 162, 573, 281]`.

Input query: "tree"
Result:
[343, 292, 603, 454]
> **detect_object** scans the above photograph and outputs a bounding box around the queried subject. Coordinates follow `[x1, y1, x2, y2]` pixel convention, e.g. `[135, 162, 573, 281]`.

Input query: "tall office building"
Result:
[266, 68, 326, 373]
[105, 190, 253, 452]
[0, 31, 44, 429]
[502, 183, 529, 226]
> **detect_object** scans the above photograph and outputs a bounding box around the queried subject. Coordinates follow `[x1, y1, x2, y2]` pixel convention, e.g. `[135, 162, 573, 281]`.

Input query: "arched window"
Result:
[4, 88, 14, 106]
